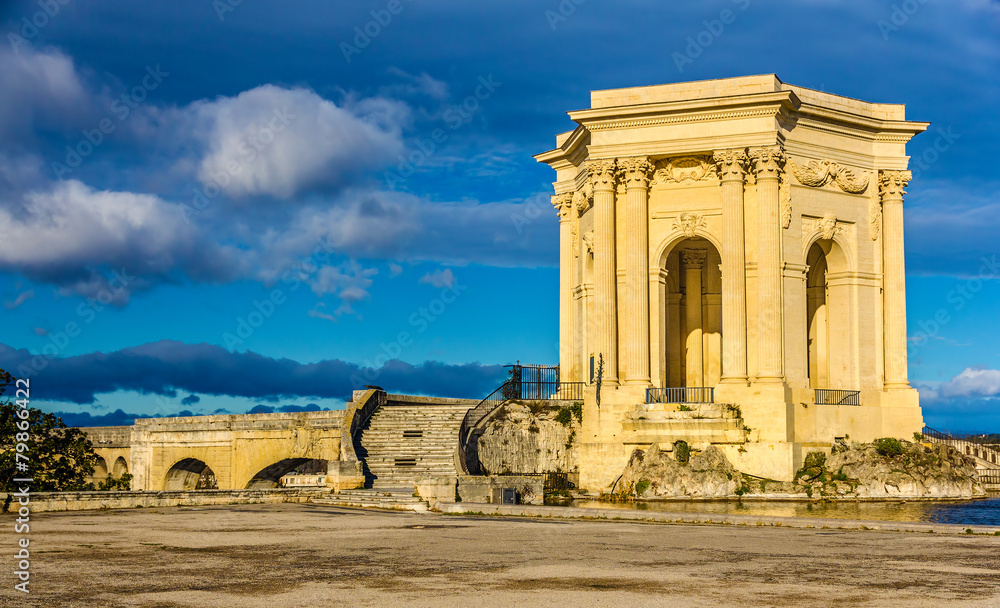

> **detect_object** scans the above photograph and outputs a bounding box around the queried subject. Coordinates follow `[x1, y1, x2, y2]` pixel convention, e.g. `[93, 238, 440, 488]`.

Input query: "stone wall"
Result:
[457, 475, 544, 505]
[1, 488, 325, 514]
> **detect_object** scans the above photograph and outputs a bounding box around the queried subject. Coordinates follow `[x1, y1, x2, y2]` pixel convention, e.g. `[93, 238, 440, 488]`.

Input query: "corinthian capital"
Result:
[712, 148, 748, 182]
[619, 156, 654, 189]
[587, 158, 618, 191]
[681, 249, 707, 269]
[878, 170, 912, 202]
[551, 193, 574, 219]
[748, 145, 786, 180]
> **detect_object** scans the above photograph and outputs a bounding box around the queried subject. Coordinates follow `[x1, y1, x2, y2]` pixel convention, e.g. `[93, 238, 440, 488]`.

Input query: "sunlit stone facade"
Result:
[536, 75, 927, 488]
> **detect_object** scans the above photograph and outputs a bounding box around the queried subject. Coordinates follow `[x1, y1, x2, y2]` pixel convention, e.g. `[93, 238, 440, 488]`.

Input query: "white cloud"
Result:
[419, 268, 455, 288]
[939, 367, 1000, 399]
[0, 180, 242, 301]
[0, 46, 91, 141]
[193, 85, 409, 199]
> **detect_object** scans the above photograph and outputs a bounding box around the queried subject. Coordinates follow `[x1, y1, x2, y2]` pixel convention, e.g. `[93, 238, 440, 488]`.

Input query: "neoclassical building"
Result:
[536, 75, 926, 487]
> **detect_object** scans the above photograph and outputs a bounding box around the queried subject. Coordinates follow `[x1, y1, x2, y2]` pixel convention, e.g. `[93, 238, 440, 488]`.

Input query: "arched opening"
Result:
[806, 239, 854, 389]
[113, 457, 128, 478]
[164, 459, 218, 491]
[93, 456, 109, 479]
[245, 458, 328, 489]
[661, 238, 723, 389]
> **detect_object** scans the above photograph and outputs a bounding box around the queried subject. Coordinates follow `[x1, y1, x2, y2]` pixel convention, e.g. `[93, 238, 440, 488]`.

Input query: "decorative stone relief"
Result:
[582, 231, 595, 256]
[653, 156, 718, 184]
[780, 178, 792, 229]
[748, 146, 785, 180]
[878, 170, 912, 200]
[869, 183, 882, 241]
[681, 249, 707, 268]
[571, 224, 579, 257]
[551, 193, 574, 219]
[587, 158, 618, 190]
[802, 214, 846, 242]
[787, 158, 870, 194]
[620, 156, 654, 188]
[572, 181, 593, 215]
[672, 212, 706, 238]
[711, 149, 748, 181]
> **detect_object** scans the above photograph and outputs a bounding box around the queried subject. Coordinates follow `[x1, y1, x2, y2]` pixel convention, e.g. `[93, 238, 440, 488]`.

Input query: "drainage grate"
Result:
[403, 430, 423, 438]
[394, 458, 417, 467]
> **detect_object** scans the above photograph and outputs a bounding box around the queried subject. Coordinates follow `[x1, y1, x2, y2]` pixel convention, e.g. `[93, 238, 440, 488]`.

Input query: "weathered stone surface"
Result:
[819, 440, 985, 499]
[615, 439, 984, 500]
[476, 401, 580, 475]
[618, 443, 741, 498]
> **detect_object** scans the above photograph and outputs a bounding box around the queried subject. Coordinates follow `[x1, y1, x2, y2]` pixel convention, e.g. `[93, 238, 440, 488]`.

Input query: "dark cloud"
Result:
[0, 340, 506, 404]
[180, 394, 200, 406]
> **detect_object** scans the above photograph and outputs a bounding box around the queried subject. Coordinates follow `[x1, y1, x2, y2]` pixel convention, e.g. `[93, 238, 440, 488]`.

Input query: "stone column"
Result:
[749, 146, 786, 382]
[880, 170, 912, 389]
[682, 250, 706, 387]
[620, 156, 654, 385]
[552, 192, 575, 383]
[713, 149, 749, 384]
[589, 159, 619, 384]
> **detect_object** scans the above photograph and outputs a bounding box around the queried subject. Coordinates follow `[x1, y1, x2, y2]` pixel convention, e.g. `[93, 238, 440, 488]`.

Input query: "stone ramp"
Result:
[354, 397, 474, 489]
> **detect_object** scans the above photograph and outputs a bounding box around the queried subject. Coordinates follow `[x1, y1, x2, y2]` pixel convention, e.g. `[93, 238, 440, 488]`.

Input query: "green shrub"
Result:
[570, 402, 583, 424]
[678, 404, 693, 412]
[635, 480, 650, 495]
[555, 407, 573, 426]
[674, 440, 690, 464]
[803, 451, 826, 469]
[874, 437, 905, 458]
[913, 432, 925, 442]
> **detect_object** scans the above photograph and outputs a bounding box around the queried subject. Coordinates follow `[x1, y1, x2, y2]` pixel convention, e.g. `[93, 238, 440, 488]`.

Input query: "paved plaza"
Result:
[5, 503, 1000, 607]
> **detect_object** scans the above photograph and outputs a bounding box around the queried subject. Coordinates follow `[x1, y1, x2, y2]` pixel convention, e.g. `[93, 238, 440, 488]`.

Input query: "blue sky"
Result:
[0, 0, 997, 432]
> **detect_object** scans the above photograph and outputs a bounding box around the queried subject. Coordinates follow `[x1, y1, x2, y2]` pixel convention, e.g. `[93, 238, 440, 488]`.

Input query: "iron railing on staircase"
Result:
[458, 364, 584, 475]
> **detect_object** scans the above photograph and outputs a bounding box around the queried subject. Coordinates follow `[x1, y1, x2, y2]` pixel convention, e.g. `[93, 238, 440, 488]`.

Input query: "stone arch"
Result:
[113, 456, 128, 478]
[654, 236, 723, 389]
[245, 458, 328, 488]
[654, 225, 724, 270]
[801, 220, 855, 272]
[164, 458, 218, 491]
[806, 238, 856, 390]
[93, 456, 109, 480]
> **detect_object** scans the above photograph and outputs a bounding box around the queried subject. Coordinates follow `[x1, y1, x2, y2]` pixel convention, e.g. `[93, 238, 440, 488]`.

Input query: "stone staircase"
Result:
[312, 488, 428, 511]
[354, 398, 473, 489]
[621, 402, 746, 446]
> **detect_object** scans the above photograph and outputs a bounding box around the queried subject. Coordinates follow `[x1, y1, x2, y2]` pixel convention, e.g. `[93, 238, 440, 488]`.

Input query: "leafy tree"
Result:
[1, 368, 100, 492]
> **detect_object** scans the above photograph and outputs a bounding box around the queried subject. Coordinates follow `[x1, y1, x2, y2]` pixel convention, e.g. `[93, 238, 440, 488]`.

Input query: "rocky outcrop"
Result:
[796, 439, 985, 499]
[618, 443, 743, 498]
[476, 401, 580, 475]
[614, 438, 985, 500]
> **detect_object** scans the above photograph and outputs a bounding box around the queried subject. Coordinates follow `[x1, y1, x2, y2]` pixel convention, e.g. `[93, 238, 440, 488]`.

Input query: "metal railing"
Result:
[977, 470, 1000, 486]
[924, 426, 1000, 447]
[459, 364, 584, 475]
[645, 387, 714, 404]
[814, 389, 861, 406]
